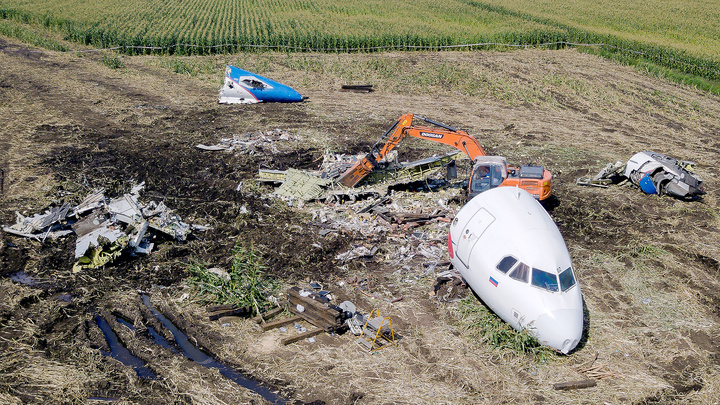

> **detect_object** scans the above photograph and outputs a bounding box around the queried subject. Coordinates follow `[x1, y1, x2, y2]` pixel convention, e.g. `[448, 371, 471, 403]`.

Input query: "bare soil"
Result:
[2, 35, 720, 404]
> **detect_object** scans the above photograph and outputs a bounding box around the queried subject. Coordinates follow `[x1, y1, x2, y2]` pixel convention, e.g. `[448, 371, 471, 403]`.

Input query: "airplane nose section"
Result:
[278, 87, 303, 102]
[533, 309, 583, 354]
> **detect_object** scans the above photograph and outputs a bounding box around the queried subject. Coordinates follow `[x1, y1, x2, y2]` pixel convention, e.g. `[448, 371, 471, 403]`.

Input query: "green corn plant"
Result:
[455, 297, 557, 362]
[187, 243, 279, 315]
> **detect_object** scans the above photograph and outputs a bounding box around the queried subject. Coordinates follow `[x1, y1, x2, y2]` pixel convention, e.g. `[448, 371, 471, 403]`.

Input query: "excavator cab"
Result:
[469, 156, 508, 198]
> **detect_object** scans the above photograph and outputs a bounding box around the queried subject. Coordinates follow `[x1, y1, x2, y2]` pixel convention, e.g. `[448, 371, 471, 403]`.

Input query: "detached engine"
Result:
[624, 151, 704, 199]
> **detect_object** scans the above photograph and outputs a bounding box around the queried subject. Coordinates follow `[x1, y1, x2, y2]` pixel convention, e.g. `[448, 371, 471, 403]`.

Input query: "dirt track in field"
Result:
[1, 35, 720, 404]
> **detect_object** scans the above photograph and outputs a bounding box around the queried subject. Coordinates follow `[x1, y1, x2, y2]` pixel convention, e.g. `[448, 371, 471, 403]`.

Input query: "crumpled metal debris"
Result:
[576, 161, 626, 188]
[624, 151, 703, 199]
[318, 153, 367, 180]
[346, 313, 366, 336]
[196, 129, 298, 155]
[2, 203, 74, 240]
[273, 169, 333, 201]
[249, 141, 465, 284]
[577, 151, 704, 199]
[335, 245, 378, 263]
[2, 182, 207, 272]
[308, 185, 459, 286]
[207, 267, 231, 281]
[432, 269, 467, 302]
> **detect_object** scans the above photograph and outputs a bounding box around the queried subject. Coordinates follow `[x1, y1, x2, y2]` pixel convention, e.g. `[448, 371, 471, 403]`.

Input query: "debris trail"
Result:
[1, 182, 209, 271]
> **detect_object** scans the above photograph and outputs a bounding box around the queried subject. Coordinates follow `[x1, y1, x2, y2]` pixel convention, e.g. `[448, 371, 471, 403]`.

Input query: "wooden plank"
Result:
[289, 305, 340, 331]
[287, 287, 343, 326]
[208, 307, 250, 321]
[206, 304, 235, 313]
[260, 315, 303, 331]
[552, 379, 597, 390]
[288, 303, 342, 330]
[287, 297, 342, 329]
[253, 306, 284, 324]
[281, 328, 324, 345]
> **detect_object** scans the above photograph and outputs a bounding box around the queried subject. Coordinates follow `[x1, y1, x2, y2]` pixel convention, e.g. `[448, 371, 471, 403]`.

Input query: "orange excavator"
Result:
[338, 114, 552, 200]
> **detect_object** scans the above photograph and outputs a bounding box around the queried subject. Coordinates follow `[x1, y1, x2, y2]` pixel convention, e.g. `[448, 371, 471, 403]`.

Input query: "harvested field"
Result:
[1, 34, 720, 404]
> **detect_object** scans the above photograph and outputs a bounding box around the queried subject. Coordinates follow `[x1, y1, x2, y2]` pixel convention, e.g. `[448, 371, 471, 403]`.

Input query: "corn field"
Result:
[474, 0, 720, 59]
[0, 0, 561, 52]
[1, 0, 719, 81]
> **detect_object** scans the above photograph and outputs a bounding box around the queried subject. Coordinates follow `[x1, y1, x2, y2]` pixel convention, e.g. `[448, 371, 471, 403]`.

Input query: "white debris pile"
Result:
[335, 245, 379, 263]
[314, 188, 459, 273]
[288, 150, 399, 181]
[2, 182, 208, 272]
[311, 197, 388, 238]
[196, 129, 299, 155]
[319, 189, 458, 231]
[3, 202, 75, 240]
[317, 153, 367, 180]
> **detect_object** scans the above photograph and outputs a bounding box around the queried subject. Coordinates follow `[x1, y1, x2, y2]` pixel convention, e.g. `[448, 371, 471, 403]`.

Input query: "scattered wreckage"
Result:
[199, 114, 553, 204]
[197, 128, 465, 206]
[198, 119, 588, 354]
[257, 153, 462, 204]
[210, 284, 399, 351]
[197, 128, 300, 156]
[577, 151, 704, 199]
[2, 183, 207, 272]
[218, 65, 304, 104]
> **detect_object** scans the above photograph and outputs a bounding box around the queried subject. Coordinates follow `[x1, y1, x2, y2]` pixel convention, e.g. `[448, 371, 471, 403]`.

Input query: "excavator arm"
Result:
[338, 114, 486, 187]
[338, 113, 551, 201]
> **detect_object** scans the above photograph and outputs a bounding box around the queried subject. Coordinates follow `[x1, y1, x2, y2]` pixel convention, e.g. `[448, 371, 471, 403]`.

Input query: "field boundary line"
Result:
[25, 40, 604, 53]
[13, 40, 719, 77]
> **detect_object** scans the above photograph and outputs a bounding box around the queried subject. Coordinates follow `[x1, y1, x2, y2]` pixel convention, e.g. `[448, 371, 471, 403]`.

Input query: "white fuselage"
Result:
[218, 75, 260, 104]
[448, 187, 583, 354]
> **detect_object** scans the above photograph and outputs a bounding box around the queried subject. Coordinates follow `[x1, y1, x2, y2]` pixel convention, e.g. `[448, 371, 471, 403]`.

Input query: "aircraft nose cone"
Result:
[278, 87, 303, 102]
[534, 309, 583, 354]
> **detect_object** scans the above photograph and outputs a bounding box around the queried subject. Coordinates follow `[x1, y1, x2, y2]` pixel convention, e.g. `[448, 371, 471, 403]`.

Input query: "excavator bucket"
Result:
[338, 155, 376, 187]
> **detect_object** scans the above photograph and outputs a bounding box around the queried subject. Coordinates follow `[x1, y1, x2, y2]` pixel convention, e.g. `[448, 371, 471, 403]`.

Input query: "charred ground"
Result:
[1, 35, 720, 404]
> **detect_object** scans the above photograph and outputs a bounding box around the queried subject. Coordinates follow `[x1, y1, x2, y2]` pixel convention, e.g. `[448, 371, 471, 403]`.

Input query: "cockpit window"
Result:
[531, 268, 559, 292]
[242, 78, 266, 89]
[559, 267, 576, 292]
[496, 256, 517, 274]
[509, 262, 529, 283]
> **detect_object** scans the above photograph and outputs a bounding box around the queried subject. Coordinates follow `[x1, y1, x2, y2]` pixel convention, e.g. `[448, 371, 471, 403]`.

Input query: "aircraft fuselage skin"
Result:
[219, 65, 303, 104]
[448, 187, 583, 354]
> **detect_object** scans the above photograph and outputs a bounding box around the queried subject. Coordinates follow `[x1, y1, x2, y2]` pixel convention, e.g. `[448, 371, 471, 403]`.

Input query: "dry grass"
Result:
[161, 277, 684, 404]
[0, 306, 108, 403]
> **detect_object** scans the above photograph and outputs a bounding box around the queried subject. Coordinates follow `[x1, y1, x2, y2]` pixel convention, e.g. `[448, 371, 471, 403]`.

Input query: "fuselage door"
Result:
[457, 207, 495, 267]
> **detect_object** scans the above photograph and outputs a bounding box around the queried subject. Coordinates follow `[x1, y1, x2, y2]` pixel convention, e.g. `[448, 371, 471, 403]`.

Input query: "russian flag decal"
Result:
[489, 277, 498, 287]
